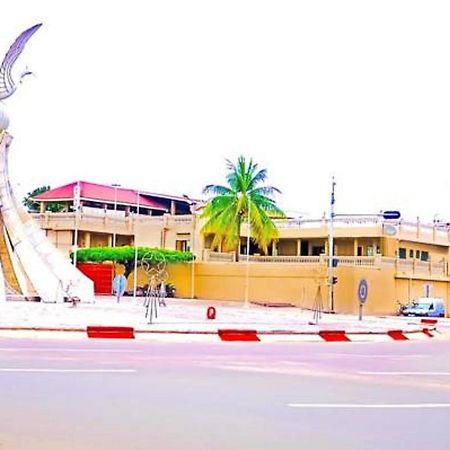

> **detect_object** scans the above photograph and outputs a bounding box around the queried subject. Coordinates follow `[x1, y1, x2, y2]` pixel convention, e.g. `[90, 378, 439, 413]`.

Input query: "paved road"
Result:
[1, 337, 450, 449]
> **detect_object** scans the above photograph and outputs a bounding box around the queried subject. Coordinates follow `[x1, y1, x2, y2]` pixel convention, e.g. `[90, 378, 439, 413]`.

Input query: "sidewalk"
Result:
[0, 296, 445, 342]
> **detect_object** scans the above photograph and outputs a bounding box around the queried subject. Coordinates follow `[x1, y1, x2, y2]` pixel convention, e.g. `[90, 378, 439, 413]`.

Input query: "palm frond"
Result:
[201, 155, 285, 257]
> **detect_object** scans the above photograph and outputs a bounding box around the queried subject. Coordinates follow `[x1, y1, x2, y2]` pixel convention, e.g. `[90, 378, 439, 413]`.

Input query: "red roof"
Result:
[33, 181, 167, 211]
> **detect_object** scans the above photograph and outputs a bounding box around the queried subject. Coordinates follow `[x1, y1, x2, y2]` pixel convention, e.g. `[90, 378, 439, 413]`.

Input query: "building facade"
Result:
[32, 181, 450, 315]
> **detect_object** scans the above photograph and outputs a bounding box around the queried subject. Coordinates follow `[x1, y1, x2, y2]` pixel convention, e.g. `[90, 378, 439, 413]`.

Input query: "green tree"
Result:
[201, 156, 285, 261]
[73, 246, 194, 279]
[22, 185, 65, 213]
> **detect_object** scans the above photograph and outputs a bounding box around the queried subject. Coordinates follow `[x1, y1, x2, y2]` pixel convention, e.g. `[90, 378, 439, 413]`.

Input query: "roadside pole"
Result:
[133, 191, 140, 298]
[190, 207, 196, 299]
[328, 177, 336, 312]
[244, 204, 251, 308]
[72, 181, 80, 267]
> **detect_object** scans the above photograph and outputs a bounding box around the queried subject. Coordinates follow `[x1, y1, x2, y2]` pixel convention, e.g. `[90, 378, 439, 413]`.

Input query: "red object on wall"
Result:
[207, 306, 216, 320]
[77, 263, 114, 295]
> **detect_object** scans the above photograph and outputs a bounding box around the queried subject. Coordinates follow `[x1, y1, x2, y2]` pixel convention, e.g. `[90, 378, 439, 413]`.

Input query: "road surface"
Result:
[1, 336, 450, 449]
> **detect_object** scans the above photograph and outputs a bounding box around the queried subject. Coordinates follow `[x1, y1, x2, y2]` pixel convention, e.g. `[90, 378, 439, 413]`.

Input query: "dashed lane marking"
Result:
[288, 403, 450, 409]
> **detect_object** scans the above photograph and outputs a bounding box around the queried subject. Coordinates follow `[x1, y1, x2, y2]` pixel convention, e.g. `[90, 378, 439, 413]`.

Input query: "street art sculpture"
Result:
[0, 24, 95, 303]
[0, 23, 42, 100]
[141, 251, 168, 323]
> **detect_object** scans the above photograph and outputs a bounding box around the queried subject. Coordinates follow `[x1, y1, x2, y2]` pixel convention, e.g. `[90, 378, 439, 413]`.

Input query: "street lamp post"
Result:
[190, 204, 196, 299]
[244, 204, 251, 307]
[72, 181, 81, 267]
[328, 176, 336, 312]
[133, 190, 140, 298]
[112, 183, 120, 247]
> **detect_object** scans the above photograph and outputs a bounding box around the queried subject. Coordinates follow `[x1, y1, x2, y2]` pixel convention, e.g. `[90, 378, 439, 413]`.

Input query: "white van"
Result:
[401, 297, 445, 317]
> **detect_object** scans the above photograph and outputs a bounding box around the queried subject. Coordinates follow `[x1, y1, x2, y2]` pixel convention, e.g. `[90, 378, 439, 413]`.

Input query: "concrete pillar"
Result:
[354, 238, 358, 256]
[107, 235, 112, 247]
[84, 231, 91, 248]
[170, 200, 176, 215]
[296, 239, 301, 256]
[40, 202, 45, 213]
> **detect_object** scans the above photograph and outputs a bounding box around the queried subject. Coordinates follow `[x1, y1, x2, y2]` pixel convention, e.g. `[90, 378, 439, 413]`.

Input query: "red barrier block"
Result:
[421, 318, 438, 325]
[422, 328, 434, 338]
[218, 329, 260, 342]
[387, 330, 408, 341]
[319, 330, 350, 342]
[87, 326, 135, 339]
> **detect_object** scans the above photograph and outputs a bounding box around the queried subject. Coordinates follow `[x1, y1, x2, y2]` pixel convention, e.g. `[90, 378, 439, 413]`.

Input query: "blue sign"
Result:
[358, 279, 368, 304]
[382, 210, 401, 220]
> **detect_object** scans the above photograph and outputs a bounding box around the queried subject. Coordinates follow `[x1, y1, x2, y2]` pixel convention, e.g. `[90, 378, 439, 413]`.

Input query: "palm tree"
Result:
[201, 156, 285, 261]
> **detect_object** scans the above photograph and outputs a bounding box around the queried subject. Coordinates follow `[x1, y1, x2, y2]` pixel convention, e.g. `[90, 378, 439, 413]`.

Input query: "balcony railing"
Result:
[203, 251, 449, 277]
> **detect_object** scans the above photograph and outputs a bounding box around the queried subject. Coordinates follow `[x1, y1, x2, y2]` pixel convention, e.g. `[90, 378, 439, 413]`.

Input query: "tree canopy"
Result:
[23, 185, 65, 213]
[73, 246, 194, 278]
[201, 156, 285, 261]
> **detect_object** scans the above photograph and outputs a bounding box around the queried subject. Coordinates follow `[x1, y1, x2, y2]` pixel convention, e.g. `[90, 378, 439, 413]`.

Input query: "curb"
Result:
[0, 325, 438, 342]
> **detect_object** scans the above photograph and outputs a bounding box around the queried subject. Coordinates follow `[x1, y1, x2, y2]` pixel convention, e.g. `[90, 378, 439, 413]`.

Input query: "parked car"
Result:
[400, 297, 445, 317]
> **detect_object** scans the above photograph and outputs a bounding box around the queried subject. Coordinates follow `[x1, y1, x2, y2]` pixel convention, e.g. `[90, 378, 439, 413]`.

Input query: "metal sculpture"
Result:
[0, 23, 42, 101]
[141, 251, 168, 323]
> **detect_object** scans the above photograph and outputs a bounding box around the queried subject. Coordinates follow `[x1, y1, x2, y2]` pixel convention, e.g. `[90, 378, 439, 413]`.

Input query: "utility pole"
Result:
[244, 204, 251, 308]
[328, 176, 336, 312]
[72, 181, 81, 267]
[133, 190, 140, 298]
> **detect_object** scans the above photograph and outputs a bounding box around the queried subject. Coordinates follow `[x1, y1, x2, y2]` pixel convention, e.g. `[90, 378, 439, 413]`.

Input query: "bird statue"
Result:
[0, 23, 42, 101]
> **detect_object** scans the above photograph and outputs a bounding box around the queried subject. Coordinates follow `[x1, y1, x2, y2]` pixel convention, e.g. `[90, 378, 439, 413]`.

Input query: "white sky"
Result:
[2, 1, 450, 222]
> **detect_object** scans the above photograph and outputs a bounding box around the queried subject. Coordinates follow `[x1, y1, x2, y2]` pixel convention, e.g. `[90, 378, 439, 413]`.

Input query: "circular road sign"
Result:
[358, 279, 368, 304]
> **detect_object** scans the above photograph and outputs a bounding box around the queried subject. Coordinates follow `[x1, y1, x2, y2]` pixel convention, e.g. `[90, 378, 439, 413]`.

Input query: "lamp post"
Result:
[190, 204, 196, 299]
[133, 190, 140, 298]
[72, 181, 81, 267]
[328, 176, 336, 312]
[112, 183, 121, 247]
[244, 203, 251, 307]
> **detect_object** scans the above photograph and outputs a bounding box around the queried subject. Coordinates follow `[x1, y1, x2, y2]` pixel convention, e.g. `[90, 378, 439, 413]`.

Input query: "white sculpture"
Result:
[0, 25, 95, 303]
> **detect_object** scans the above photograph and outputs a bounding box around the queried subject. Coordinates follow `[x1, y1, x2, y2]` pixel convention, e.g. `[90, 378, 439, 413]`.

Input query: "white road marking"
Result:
[0, 368, 136, 373]
[288, 403, 450, 409]
[0, 348, 142, 353]
[323, 353, 429, 358]
[359, 371, 450, 376]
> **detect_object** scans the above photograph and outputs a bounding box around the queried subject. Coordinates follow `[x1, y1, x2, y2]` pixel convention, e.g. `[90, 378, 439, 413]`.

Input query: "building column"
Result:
[84, 231, 91, 248]
[354, 238, 359, 256]
[107, 235, 113, 247]
[170, 200, 176, 215]
[40, 202, 45, 213]
[296, 239, 301, 256]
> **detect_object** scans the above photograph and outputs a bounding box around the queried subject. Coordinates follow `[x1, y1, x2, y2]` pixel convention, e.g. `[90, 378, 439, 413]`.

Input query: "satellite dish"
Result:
[383, 224, 397, 236]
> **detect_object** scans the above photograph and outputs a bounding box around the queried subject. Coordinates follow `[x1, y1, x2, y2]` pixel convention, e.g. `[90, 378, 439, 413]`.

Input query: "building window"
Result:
[409, 249, 414, 258]
[416, 250, 420, 259]
[420, 251, 429, 262]
[176, 240, 190, 252]
[399, 248, 407, 259]
[312, 246, 325, 256]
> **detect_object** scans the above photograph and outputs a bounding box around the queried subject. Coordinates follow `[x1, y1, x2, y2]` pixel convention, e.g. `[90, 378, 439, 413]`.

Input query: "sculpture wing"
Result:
[0, 23, 42, 100]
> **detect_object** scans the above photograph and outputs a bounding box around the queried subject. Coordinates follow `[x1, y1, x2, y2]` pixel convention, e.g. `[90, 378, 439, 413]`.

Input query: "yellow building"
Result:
[32, 181, 450, 316]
